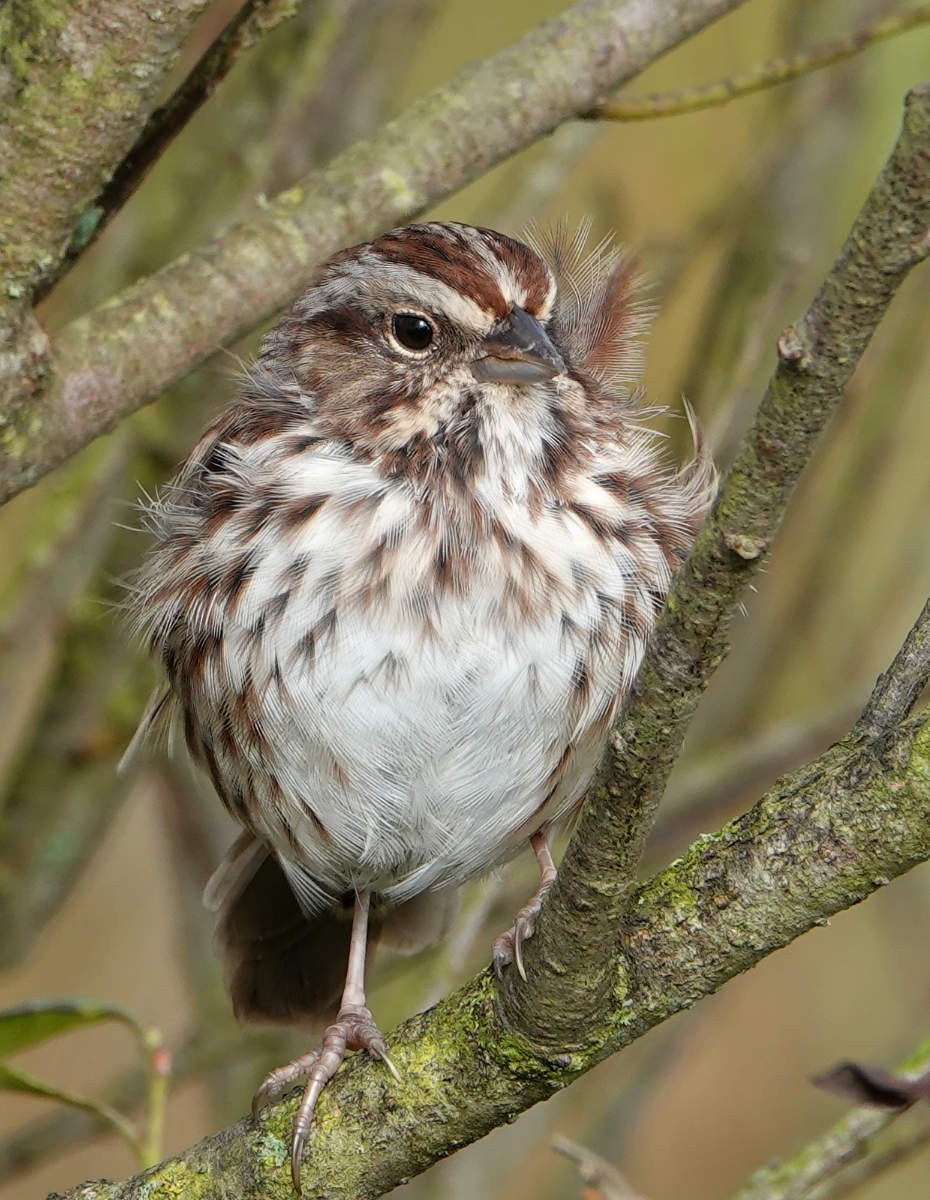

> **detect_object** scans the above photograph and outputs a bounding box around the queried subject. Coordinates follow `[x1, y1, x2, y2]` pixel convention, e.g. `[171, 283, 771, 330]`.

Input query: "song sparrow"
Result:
[126, 221, 713, 1187]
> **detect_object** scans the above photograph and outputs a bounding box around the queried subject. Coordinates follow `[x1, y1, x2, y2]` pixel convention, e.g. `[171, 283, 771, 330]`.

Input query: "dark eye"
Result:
[391, 313, 435, 352]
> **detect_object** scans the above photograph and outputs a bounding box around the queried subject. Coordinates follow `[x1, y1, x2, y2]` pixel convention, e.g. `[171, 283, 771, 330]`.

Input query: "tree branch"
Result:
[500, 81, 930, 1047]
[0, 0, 748, 505]
[733, 1037, 930, 1200]
[0, 0, 214, 405]
[36, 0, 306, 298]
[48, 656, 930, 1198]
[817, 1122, 930, 1200]
[857, 598, 930, 738]
[589, 3, 930, 121]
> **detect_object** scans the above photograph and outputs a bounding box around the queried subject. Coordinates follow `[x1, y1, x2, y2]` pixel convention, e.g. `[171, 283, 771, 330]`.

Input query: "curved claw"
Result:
[513, 920, 529, 982]
[492, 876, 555, 980]
[291, 1129, 307, 1194]
[276, 1004, 395, 1188]
[379, 1048, 401, 1082]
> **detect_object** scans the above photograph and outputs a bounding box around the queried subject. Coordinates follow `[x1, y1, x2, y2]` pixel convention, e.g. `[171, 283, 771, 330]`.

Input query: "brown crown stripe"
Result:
[372, 236, 508, 318]
[367, 229, 555, 322]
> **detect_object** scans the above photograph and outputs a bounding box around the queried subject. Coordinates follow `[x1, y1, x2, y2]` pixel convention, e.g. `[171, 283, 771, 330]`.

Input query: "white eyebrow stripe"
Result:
[471, 237, 529, 310]
[312, 255, 496, 333]
[472, 232, 557, 320]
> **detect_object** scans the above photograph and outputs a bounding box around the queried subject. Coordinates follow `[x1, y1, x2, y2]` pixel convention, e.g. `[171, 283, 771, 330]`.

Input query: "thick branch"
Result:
[0, 0, 748, 505]
[0, 0, 211, 321]
[0, 0, 219, 429]
[49, 696, 930, 1199]
[39, 0, 306, 295]
[501, 82, 930, 1046]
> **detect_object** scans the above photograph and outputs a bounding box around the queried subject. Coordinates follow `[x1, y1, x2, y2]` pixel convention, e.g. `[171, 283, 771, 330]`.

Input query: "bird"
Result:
[124, 220, 714, 1187]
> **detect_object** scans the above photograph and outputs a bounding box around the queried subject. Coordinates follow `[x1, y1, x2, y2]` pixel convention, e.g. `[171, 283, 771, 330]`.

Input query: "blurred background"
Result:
[1, 0, 929, 1196]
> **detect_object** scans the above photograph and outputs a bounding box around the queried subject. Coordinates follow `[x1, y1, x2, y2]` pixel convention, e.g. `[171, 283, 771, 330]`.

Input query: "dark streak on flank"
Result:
[221, 549, 261, 609]
[278, 494, 327, 529]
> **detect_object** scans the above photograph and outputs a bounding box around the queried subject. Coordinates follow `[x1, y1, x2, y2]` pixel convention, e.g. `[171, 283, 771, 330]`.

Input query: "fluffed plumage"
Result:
[125, 221, 714, 1177]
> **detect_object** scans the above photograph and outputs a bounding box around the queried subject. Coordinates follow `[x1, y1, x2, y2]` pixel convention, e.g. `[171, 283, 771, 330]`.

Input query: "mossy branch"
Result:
[0, 0, 749, 506]
[37, 0, 305, 298]
[48, 645, 930, 1198]
[0, 0, 212, 368]
[0, 0, 231, 449]
[499, 82, 930, 1046]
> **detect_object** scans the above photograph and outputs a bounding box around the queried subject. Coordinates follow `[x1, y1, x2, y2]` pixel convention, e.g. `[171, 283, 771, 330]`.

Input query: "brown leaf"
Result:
[812, 1061, 930, 1109]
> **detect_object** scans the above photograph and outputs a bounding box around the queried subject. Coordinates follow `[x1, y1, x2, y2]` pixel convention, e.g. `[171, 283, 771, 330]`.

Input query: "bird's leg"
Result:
[250, 890, 398, 1192]
[492, 827, 558, 981]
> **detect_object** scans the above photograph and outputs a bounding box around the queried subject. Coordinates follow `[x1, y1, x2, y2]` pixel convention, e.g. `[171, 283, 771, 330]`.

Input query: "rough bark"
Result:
[0, 0, 213, 413]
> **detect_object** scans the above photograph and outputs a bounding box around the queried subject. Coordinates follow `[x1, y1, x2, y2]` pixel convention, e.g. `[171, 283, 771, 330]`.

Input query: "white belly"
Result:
[168, 447, 665, 912]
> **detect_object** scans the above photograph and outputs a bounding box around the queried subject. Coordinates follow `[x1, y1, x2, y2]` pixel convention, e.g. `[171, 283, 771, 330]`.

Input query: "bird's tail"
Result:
[206, 833, 457, 1022]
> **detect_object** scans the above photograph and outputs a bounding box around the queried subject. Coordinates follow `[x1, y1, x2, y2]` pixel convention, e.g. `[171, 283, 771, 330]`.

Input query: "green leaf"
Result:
[0, 998, 146, 1058]
[0, 1062, 142, 1155]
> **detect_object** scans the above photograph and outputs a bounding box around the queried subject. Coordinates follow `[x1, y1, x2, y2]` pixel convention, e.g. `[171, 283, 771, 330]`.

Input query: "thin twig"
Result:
[733, 1038, 930, 1200]
[591, 4, 930, 121]
[0, 1027, 287, 1183]
[140, 1032, 171, 1169]
[817, 1120, 930, 1200]
[856, 598, 930, 737]
[553, 1135, 648, 1200]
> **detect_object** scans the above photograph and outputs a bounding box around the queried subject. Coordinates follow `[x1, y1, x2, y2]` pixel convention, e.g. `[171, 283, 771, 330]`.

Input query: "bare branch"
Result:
[857, 598, 930, 737]
[817, 1123, 930, 1200]
[38, 0, 306, 296]
[0, 0, 214, 364]
[590, 4, 930, 121]
[553, 1135, 648, 1200]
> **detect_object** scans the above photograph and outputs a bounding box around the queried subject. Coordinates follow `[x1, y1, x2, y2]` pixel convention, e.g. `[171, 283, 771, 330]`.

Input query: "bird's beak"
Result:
[471, 306, 566, 384]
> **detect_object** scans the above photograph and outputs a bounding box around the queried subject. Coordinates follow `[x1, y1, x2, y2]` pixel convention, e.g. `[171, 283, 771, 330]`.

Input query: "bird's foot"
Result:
[492, 879, 555, 981]
[252, 1003, 398, 1193]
